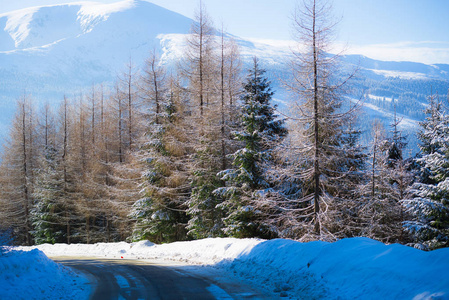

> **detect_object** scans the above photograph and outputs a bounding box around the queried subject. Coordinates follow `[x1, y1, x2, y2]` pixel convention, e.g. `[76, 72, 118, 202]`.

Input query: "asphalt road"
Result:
[53, 257, 277, 300]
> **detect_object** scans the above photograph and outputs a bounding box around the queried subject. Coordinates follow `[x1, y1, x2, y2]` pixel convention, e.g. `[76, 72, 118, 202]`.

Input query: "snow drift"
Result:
[0, 248, 90, 299]
[20, 237, 449, 299]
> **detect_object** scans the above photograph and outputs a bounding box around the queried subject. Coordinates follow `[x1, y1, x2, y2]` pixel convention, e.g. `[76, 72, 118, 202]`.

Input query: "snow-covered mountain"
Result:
[0, 0, 191, 140]
[0, 0, 448, 154]
[0, 0, 191, 90]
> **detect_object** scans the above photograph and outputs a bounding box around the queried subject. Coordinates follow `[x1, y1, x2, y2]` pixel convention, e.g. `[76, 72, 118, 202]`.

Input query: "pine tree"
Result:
[402, 94, 449, 250]
[188, 145, 226, 238]
[31, 145, 66, 244]
[94, 85, 121, 242]
[182, 2, 229, 239]
[384, 110, 413, 243]
[181, 1, 216, 119]
[215, 57, 287, 238]
[356, 120, 406, 243]
[387, 105, 408, 167]
[130, 70, 190, 243]
[30, 104, 66, 244]
[117, 58, 140, 151]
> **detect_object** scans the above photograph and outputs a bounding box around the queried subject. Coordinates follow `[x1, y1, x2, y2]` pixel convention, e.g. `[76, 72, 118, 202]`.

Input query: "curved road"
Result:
[53, 257, 278, 300]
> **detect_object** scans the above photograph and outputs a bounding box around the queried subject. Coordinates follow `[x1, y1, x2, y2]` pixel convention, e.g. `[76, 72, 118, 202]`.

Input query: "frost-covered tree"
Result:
[356, 120, 406, 243]
[30, 104, 65, 244]
[93, 86, 125, 242]
[0, 96, 37, 245]
[56, 95, 81, 244]
[130, 71, 190, 243]
[82, 85, 118, 243]
[285, 0, 362, 240]
[181, 1, 216, 118]
[182, 3, 230, 239]
[387, 107, 407, 166]
[402, 94, 449, 250]
[383, 110, 413, 243]
[215, 57, 287, 238]
[140, 51, 166, 125]
[31, 145, 67, 244]
[117, 58, 140, 151]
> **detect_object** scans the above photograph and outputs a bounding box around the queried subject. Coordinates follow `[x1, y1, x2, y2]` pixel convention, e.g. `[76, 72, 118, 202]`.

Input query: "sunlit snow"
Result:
[0, 248, 90, 299]
[368, 69, 429, 80]
[4, 237, 448, 299]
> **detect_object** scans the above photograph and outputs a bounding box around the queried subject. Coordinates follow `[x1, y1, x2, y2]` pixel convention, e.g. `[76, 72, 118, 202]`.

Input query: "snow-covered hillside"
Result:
[0, 0, 192, 145]
[0, 0, 191, 85]
[11, 237, 449, 299]
[0, 0, 448, 152]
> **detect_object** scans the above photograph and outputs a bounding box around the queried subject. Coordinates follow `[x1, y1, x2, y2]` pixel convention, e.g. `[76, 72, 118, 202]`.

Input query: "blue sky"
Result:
[1, 0, 449, 64]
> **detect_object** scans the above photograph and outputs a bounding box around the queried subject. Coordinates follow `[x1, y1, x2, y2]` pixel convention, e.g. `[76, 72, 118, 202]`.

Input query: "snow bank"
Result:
[226, 238, 449, 299]
[0, 248, 90, 299]
[34, 238, 261, 264]
[24, 237, 449, 299]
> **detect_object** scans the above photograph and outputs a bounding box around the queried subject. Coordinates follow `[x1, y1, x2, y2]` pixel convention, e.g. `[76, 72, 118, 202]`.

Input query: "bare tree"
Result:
[182, 1, 216, 119]
[218, 26, 242, 170]
[285, 0, 361, 240]
[0, 95, 37, 245]
[117, 58, 140, 151]
[140, 50, 166, 126]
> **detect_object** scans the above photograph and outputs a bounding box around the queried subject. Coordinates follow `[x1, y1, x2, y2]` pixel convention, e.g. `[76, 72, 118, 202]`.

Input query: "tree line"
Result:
[0, 0, 447, 250]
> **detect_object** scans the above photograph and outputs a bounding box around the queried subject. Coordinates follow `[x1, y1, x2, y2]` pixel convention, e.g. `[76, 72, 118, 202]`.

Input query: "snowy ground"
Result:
[2, 237, 448, 299]
[0, 248, 90, 299]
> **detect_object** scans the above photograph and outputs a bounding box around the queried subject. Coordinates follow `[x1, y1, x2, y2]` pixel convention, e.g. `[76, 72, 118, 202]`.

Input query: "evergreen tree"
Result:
[387, 106, 407, 167]
[402, 94, 449, 250]
[130, 76, 190, 243]
[188, 147, 226, 239]
[384, 110, 413, 243]
[215, 57, 287, 238]
[357, 120, 406, 243]
[182, 3, 229, 239]
[322, 121, 366, 239]
[31, 145, 66, 244]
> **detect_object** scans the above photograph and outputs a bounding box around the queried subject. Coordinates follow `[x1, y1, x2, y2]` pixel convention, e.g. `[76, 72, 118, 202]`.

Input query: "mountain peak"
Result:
[0, 0, 192, 51]
[1, 3, 86, 50]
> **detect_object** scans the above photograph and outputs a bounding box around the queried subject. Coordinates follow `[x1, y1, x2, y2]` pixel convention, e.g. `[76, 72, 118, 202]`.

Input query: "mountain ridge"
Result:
[0, 1, 448, 154]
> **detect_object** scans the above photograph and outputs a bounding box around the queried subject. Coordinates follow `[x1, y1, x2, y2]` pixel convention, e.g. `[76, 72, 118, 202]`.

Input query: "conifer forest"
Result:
[1, 0, 448, 251]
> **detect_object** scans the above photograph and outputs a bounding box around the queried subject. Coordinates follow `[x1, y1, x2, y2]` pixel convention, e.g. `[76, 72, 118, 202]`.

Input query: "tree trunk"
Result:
[312, 0, 320, 234]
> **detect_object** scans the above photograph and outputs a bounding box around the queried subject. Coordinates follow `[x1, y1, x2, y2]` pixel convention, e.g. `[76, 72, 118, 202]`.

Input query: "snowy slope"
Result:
[0, 0, 193, 145]
[18, 237, 449, 299]
[0, 0, 448, 153]
[0, 248, 90, 299]
[1, 0, 447, 98]
[0, 0, 191, 84]
[342, 54, 449, 81]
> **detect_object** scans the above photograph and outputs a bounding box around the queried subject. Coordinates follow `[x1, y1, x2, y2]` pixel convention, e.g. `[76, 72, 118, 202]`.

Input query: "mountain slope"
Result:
[0, 0, 191, 91]
[0, 0, 193, 143]
[0, 0, 448, 154]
